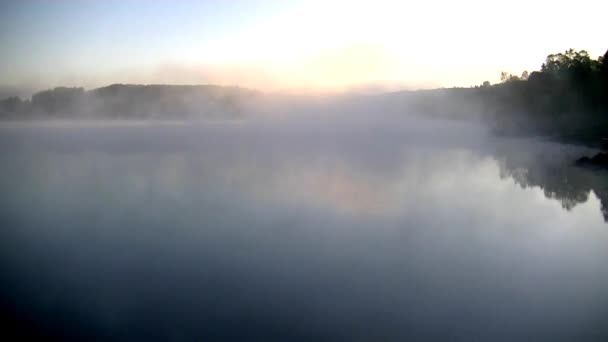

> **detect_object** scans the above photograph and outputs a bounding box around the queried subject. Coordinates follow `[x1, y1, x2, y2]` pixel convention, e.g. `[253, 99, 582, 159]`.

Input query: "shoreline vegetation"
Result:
[403, 48, 608, 148]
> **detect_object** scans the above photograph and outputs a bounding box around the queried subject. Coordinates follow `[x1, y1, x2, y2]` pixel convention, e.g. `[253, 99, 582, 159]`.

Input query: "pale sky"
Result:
[1, 0, 606, 93]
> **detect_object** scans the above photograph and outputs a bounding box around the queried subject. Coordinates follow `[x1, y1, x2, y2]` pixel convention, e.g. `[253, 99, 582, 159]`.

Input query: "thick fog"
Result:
[1, 112, 607, 341]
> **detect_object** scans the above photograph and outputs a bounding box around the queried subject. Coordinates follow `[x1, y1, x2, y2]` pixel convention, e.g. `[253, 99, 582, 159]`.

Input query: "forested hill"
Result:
[0, 84, 259, 119]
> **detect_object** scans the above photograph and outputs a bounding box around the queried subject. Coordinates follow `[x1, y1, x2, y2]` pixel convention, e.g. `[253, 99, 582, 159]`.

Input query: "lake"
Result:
[1, 119, 607, 341]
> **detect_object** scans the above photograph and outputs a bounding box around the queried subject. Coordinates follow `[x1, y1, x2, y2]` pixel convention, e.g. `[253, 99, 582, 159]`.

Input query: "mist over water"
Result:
[1, 117, 608, 341]
[2, 0, 606, 339]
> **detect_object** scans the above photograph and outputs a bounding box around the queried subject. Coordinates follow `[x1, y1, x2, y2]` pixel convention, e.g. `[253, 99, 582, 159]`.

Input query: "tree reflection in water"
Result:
[495, 138, 608, 221]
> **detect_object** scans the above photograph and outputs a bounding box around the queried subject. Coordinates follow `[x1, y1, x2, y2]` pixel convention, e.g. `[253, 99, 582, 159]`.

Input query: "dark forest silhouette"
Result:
[403, 48, 608, 146]
[481, 48, 608, 145]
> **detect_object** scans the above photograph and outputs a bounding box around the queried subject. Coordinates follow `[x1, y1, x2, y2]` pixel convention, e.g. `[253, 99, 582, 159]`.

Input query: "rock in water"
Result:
[575, 152, 608, 169]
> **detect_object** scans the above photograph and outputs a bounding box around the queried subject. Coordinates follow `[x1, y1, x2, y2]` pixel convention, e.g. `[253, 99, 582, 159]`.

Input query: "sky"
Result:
[0, 0, 606, 94]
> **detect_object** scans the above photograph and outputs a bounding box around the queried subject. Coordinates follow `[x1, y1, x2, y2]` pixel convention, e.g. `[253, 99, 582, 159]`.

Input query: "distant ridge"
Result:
[0, 84, 260, 119]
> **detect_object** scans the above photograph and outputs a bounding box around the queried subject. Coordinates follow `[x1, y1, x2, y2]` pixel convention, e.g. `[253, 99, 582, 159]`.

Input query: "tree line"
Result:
[0, 84, 257, 119]
[479, 48, 608, 144]
[1, 49, 607, 146]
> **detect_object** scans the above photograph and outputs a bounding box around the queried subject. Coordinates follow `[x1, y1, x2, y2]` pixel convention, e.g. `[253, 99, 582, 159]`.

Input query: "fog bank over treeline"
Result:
[1, 48, 607, 145]
[0, 84, 260, 120]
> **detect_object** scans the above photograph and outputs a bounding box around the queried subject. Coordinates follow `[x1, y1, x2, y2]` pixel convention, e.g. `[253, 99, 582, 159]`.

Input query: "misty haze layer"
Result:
[1, 118, 607, 341]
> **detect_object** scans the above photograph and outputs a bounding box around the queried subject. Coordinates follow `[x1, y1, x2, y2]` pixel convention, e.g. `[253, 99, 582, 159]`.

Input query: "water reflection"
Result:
[495, 137, 608, 220]
[1, 121, 608, 341]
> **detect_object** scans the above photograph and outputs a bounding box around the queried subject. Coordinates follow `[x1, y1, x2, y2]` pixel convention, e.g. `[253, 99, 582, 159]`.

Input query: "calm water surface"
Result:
[1, 120, 607, 341]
